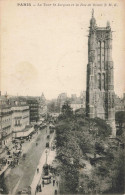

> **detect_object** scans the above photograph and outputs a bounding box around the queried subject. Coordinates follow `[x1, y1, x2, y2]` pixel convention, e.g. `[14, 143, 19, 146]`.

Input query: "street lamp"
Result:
[45, 149, 48, 164]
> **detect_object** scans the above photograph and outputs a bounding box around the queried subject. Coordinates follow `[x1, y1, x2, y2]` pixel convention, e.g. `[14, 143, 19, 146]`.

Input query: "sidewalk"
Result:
[30, 132, 56, 195]
[37, 178, 58, 195]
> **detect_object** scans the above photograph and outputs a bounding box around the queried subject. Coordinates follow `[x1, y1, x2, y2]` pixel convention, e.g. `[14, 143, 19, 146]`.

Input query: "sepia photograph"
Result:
[0, 0, 125, 194]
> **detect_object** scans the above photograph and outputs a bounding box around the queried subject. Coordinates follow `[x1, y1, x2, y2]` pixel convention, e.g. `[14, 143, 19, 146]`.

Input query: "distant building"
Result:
[71, 94, 77, 101]
[70, 92, 86, 112]
[57, 93, 68, 112]
[70, 100, 84, 112]
[37, 93, 47, 119]
[0, 92, 9, 106]
[115, 94, 125, 112]
[26, 98, 39, 123]
[80, 91, 86, 108]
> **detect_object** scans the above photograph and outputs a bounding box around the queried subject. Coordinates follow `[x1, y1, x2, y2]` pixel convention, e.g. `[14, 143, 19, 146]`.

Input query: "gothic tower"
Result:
[86, 10, 116, 136]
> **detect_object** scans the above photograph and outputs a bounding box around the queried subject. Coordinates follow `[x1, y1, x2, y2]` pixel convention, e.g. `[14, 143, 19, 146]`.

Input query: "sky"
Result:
[0, 0, 125, 99]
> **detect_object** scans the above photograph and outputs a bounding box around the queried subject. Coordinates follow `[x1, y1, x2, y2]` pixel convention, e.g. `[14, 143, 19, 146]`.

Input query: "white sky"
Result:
[0, 0, 125, 99]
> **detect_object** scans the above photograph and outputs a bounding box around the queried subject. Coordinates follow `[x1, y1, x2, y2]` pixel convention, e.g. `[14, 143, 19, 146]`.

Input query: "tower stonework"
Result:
[86, 11, 116, 137]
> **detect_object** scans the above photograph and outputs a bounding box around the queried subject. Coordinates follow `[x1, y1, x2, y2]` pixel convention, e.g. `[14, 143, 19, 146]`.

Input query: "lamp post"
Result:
[45, 149, 48, 164]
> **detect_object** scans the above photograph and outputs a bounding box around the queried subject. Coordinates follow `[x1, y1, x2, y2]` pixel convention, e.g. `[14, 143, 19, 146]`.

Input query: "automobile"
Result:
[52, 145, 56, 150]
[0, 188, 3, 193]
[7, 151, 11, 155]
[22, 153, 26, 160]
[18, 188, 31, 194]
[1, 158, 7, 165]
[46, 142, 49, 148]
[15, 139, 21, 143]
[50, 129, 54, 134]
[47, 135, 50, 139]
[13, 150, 21, 157]
[21, 140, 24, 144]
[7, 158, 13, 165]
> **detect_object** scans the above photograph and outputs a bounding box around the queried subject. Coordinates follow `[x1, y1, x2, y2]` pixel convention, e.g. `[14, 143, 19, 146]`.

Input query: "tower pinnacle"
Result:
[90, 9, 96, 28]
[92, 9, 94, 18]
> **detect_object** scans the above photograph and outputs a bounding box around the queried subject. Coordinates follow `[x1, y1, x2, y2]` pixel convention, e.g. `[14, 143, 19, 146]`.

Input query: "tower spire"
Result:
[90, 9, 96, 28]
[92, 9, 94, 18]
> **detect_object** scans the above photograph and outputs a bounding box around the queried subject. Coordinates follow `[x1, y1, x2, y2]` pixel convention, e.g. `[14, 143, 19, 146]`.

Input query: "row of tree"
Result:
[55, 102, 124, 194]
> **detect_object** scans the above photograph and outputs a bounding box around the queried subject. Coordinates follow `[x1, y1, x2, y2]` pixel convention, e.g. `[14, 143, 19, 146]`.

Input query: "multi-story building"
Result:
[70, 100, 84, 112]
[11, 100, 30, 138]
[37, 93, 47, 119]
[0, 105, 12, 149]
[26, 98, 39, 123]
[0, 93, 12, 152]
[70, 92, 86, 112]
[86, 10, 116, 136]
[115, 94, 125, 112]
[57, 93, 68, 112]
[71, 94, 77, 101]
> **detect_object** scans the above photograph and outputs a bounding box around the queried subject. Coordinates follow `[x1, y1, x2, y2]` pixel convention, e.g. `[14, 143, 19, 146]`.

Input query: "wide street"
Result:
[3, 126, 50, 194]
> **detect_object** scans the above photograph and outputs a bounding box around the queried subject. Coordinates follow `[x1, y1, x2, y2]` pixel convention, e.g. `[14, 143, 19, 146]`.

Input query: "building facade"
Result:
[11, 101, 30, 138]
[70, 101, 84, 112]
[26, 98, 39, 123]
[86, 10, 116, 136]
[57, 93, 68, 112]
[0, 105, 12, 149]
[115, 94, 125, 112]
[37, 93, 47, 119]
[0, 94, 12, 152]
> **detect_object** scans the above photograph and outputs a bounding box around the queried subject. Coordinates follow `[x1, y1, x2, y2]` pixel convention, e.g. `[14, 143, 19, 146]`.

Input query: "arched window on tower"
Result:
[101, 41, 105, 69]
[15, 120, 17, 126]
[102, 73, 105, 90]
[98, 73, 101, 90]
[97, 41, 101, 70]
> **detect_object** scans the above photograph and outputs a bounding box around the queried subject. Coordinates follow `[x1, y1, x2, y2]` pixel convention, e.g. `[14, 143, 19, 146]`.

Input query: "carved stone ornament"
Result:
[96, 31, 106, 41]
[89, 51, 95, 62]
[106, 42, 112, 49]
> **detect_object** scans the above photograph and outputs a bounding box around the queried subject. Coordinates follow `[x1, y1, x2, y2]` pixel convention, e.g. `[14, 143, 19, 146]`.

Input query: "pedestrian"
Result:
[55, 189, 57, 195]
[39, 184, 42, 192]
[37, 168, 39, 173]
[56, 180, 58, 187]
[42, 180, 44, 187]
[36, 185, 39, 192]
[53, 179, 55, 186]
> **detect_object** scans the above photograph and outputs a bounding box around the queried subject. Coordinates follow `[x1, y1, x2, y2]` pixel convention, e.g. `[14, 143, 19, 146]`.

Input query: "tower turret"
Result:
[90, 9, 96, 29]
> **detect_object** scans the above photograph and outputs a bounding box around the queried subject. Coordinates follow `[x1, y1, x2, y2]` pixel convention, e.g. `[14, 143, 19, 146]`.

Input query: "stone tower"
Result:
[86, 10, 116, 136]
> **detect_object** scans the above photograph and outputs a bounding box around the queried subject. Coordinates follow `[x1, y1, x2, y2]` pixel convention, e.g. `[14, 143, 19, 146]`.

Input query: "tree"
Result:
[92, 118, 112, 139]
[61, 101, 73, 118]
[115, 111, 125, 136]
